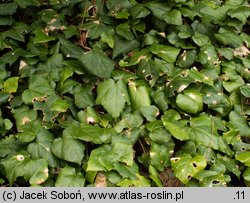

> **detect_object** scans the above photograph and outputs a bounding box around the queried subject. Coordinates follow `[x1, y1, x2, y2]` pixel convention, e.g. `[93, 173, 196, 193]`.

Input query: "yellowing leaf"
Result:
[3, 77, 19, 93]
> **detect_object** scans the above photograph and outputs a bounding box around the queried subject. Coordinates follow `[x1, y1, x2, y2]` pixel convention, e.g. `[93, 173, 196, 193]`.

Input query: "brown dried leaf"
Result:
[95, 172, 107, 187]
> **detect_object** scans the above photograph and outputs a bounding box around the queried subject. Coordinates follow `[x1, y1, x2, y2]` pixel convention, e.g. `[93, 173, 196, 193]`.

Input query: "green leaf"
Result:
[101, 29, 115, 48]
[12, 105, 37, 131]
[196, 163, 231, 187]
[55, 167, 85, 187]
[106, 0, 132, 13]
[222, 69, 245, 93]
[59, 38, 85, 58]
[77, 107, 100, 125]
[150, 44, 180, 63]
[73, 84, 95, 109]
[33, 29, 56, 44]
[147, 2, 171, 20]
[176, 89, 203, 114]
[163, 9, 183, 25]
[176, 50, 197, 68]
[192, 32, 211, 46]
[82, 21, 111, 39]
[17, 120, 43, 143]
[1, 153, 48, 185]
[87, 142, 133, 172]
[96, 79, 127, 118]
[162, 120, 191, 141]
[196, 45, 220, 69]
[149, 165, 163, 187]
[113, 36, 140, 59]
[243, 167, 250, 181]
[148, 127, 172, 144]
[73, 123, 114, 144]
[117, 174, 150, 187]
[0, 2, 18, 15]
[190, 115, 234, 156]
[229, 111, 250, 137]
[161, 111, 190, 141]
[79, 49, 114, 78]
[240, 84, 250, 97]
[3, 77, 19, 93]
[114, 113, 143, 133]
[150, 143, 171, 171]
[22, 75, 54, 104]
[140, 105, 160, 122]
[131, 4, 150, 19]
[27, 129, 58, 167]
[128, 80, 151, 111]
[87, 145, 114, 171]
[227, 6, 250, 23]
[215, 28, 243, 48]
[236, 152, 250, 167]
[114, 162, 137, 180]
[15, 0, 40, 8]
[217, 154, 241, 178]
[111, 142, 134, 166]
[51, 124, 85, 164]
[0, 135, 23, 158]
[171, 154, 207, 184]
[50, 98, 69, 112]
[116, 22, 134, 41]
[203, 90, 231, 116]
[10, 24, 28, 42]
[119, 49, 152, 67]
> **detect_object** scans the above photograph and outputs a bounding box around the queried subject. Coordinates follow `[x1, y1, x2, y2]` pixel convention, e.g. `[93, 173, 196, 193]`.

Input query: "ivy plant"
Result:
[0, 0, 250, 187]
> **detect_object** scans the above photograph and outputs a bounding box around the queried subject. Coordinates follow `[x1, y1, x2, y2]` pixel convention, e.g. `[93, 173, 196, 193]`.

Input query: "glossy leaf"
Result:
[162, 112, 191, 141]
[73, 123, 114, 144]
[128, 80, 151, 111]
[150, 44, 180, 63]
[236, 152, 250, 167]
[176, 89, 203, 114]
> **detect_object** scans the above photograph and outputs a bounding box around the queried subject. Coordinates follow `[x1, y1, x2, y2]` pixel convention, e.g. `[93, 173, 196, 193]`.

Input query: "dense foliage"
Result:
[0, 0, 250, 187]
